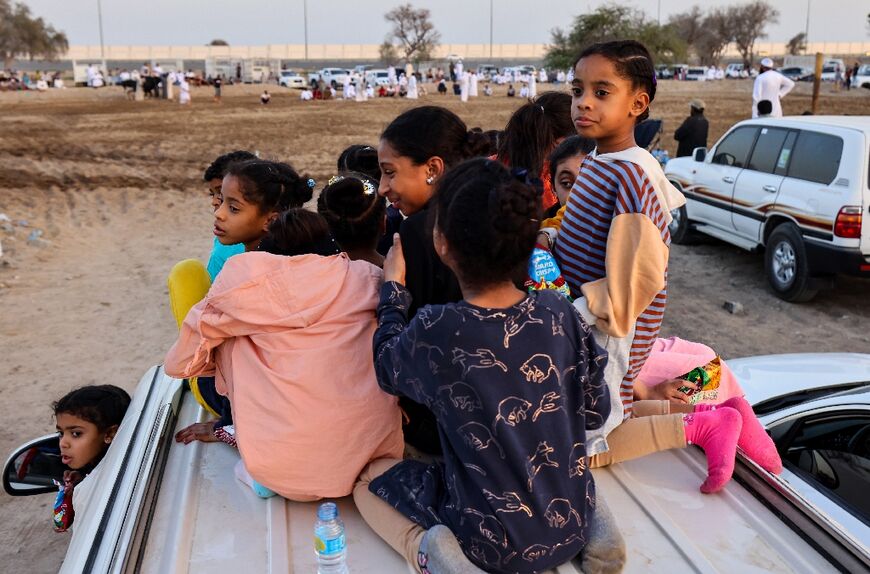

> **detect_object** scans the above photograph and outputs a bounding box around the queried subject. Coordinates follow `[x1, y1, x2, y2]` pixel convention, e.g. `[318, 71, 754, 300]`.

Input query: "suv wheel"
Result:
[764, 223, 817, 302]
[668, 205, 697, 244]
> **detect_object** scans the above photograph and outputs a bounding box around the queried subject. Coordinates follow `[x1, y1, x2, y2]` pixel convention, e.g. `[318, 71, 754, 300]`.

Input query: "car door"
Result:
[731, 127, 793, 242]
[689, 125, 759, 232]
[775, 130, 846, 243]
[767, 409, 870, 542]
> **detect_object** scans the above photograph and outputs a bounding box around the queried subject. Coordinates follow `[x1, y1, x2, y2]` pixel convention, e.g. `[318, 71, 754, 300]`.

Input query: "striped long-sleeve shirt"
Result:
[554, 156, 670, 416]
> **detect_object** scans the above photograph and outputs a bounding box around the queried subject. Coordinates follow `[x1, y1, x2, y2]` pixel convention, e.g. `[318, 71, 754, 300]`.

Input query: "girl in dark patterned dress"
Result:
[354, 158, 623, 574]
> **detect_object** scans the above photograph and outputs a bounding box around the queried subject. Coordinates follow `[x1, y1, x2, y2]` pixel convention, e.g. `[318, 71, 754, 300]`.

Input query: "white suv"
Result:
[665, 116, 870, 301]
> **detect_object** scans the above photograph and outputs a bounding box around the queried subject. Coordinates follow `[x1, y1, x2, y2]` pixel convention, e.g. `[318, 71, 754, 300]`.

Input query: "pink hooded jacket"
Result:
[164, 252, 404, 500]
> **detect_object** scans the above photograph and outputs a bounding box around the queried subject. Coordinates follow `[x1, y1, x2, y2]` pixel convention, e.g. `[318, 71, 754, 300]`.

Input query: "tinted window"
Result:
[712, 126, 758, 167]
[774, 131, 797, 176]
[787, 131, 844, 184]
[747, 127, 790, 174]
[781, 414, 870, 522]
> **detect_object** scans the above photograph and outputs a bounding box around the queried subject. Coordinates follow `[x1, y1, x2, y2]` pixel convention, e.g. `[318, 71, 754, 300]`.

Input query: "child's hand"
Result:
[383, 233, 406, 285]
[175, 421, 218, 444]
[638, 379, 698, 403]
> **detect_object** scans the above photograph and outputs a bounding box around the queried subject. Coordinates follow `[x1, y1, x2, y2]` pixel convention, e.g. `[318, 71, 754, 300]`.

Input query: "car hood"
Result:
[728, 353, 870, 406]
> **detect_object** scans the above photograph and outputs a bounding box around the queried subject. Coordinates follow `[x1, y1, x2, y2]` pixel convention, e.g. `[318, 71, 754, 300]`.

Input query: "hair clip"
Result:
[362, 180, 376, 195]
[307, 178, 316, 189]
[328, 175, 344, 186]
[652, 72, 657, 86]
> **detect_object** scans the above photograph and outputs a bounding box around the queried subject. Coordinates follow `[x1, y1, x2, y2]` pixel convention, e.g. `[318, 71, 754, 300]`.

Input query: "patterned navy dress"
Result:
[372, 283, 611, 573]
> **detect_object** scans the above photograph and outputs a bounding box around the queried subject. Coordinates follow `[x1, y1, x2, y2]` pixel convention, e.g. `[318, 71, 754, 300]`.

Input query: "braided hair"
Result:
[381, 106, 491, 168]
[203, 150, 257, 182]
[433, 158, 541, 288]
[576, 40, 657, 123]
[317, 173, 386, 252]
[225, 159, 314, 214]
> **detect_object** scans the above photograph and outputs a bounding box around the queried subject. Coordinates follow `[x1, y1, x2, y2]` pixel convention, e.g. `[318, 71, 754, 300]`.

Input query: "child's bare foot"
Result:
[175, 421, 218, 444]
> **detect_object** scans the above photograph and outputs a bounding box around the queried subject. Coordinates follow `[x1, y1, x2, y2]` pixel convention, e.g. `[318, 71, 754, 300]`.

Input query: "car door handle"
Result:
[762, 185, 778, 193]
[722, 176, 735, 183]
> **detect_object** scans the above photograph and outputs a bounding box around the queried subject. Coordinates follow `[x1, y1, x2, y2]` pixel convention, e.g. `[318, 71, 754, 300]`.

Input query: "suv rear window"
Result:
[712, 126, 758, 167]
[787, 131, 843, 184]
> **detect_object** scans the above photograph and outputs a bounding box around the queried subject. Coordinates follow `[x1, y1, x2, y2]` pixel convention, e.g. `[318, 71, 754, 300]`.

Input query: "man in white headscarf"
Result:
[752, 57, 794, 118]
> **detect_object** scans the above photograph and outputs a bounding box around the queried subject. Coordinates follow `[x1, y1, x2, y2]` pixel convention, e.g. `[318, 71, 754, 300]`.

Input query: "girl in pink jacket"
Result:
[165, 209, 404, 500]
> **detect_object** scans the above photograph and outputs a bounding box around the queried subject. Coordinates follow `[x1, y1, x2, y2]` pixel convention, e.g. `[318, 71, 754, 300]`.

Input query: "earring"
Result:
[426, 176, 434, 185]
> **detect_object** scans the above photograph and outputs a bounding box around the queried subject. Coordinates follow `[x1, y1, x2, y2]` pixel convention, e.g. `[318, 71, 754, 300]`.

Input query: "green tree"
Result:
[786, 32, 806, 56]
[545, 5, 686, 70]
[695, 8, 732, 66]
[209, 39, 229, 46]
[0, 1, 68, 67]
[729, 0, 779, 68]
[382, 4, 440, 64]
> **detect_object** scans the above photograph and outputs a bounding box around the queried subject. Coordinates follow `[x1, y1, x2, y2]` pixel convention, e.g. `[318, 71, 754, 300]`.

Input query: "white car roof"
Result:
[728, 353, 870, 406]
[740, 115, 870, 138]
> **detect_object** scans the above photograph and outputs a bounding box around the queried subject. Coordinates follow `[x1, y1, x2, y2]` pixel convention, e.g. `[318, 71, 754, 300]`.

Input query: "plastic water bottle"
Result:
[314, 502, 348, 574]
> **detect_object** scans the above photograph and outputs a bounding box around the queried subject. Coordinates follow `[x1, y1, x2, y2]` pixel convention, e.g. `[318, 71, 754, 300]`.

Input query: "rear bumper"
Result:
[804, 240, 870, 277]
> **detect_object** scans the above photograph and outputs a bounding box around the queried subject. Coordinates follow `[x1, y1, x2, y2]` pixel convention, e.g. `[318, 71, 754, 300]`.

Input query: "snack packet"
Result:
[677, 357, 722, 405]
[525, 246, 572, 300]
[52, 478, 75, 532]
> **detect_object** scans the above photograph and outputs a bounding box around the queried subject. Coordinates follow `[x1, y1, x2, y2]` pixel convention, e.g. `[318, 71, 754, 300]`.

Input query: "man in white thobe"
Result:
[460, 71, 469, 102]
[407, 74, 418, 99]
[752, 57, 794, 118]
[529, 73, 537, 97]
[469, 72, 478, 97]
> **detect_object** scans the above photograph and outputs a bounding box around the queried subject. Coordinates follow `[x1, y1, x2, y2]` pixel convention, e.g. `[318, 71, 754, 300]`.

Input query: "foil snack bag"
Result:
[525, 247, 572, 300]
[678, 357, 722, 405]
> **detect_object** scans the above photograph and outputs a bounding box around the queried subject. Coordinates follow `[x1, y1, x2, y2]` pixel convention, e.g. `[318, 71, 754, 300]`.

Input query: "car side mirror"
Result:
[693, 147, 707, 162]
[3, 434, 66, 496]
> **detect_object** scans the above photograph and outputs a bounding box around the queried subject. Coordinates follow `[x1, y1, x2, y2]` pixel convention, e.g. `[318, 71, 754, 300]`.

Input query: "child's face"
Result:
[571, 55, 649, 147]
[56, 413, 114, 470]
[553, 154, 586, 206]
[207, 178, 223, 211]
[378, 140, 435, 216]
[214, 175, 275, 251]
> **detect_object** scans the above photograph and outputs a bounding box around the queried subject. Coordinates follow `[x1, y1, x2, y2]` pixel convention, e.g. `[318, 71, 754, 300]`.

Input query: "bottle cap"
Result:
[317, 502, 338, 521]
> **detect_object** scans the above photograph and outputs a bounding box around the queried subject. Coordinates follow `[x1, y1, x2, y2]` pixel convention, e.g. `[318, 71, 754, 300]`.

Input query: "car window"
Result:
[781, 413, 870, 523]
[712, 126, 758, 167]
[774, 131, 797, 176]
[747, 127, 790, 174]
[787, 131, 844, 185]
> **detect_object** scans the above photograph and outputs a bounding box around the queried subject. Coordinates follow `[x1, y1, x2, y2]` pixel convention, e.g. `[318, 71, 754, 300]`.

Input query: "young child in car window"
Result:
[52, 385, 131, 532]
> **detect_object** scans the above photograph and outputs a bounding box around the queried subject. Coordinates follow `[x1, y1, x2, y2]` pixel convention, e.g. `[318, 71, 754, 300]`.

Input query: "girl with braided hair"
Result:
[317, 173, 387, 267]
[354, 158, 623, 574]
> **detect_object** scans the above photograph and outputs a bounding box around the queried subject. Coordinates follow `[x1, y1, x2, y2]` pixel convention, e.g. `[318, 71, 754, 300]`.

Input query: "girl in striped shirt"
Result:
[543, 40, 780, 493]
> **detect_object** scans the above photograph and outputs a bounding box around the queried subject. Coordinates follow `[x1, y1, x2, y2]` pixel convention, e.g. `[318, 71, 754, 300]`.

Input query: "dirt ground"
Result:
[0, 80, 868, 571]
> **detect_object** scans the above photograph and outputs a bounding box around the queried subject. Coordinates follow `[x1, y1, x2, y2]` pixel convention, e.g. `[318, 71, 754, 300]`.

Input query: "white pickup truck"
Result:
[6, 355, 870, 573]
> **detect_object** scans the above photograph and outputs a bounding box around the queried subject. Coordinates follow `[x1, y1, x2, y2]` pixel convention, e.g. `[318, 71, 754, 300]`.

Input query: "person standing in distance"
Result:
[752, 57, 794, 118]
[674, 99, 708, 157]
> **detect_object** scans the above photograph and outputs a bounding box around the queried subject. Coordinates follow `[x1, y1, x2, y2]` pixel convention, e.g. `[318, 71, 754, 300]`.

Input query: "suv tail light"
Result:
[834, 206, 862, 238]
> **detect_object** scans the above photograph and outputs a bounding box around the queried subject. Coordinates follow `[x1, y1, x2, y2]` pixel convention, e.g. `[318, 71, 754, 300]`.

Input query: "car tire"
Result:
[765, 223, 818, 302]
[668, 205, 697, 245]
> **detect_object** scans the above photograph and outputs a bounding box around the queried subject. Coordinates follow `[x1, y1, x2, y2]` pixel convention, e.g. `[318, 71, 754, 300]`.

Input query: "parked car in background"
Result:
[665, 116, 870, 302]
[277, 69, 306, 89]
[308, 67, 350, 88]
[655, 64, 674, 80]
[852, 65, 870, 89]
[685, 67, 707, 81]
[779, 66, 813, 82]
[478, 64, 500, 79]
[725, 62, 746, 78]
[364, 69, 391, 86]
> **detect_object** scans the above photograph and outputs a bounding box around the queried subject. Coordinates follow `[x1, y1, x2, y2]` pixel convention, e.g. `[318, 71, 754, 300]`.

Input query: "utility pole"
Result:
[303, 0, 309, 60]
[804, 0, 811, 53]
[97, 0, 106, 72]
[489, 0, 493, 59]
[657, 0, 662, 25]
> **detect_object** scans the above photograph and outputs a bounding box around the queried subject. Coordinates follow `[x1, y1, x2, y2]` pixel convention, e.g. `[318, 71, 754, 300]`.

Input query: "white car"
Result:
[852, 65, 870, 89]
[725, 63, 745, 79]
[277, 70, 306, 89]
[309, 67, 350, 88]
[365, 69, 391, 87]
[685, 67, 707, 81]
[5, 358, 869, 573]
[666, 116, 870, 302]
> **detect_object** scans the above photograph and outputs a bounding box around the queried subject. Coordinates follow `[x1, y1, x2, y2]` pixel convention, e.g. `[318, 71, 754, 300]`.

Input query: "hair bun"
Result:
[490, 179, 540, 234]
[464, 129, 493, 159]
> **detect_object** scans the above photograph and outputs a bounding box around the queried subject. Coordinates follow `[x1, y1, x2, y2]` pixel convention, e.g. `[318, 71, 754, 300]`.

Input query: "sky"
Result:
[19, 0, 870, 46]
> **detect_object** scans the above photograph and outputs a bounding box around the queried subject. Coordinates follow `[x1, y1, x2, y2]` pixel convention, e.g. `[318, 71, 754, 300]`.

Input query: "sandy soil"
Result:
[0, 80, 868, 571]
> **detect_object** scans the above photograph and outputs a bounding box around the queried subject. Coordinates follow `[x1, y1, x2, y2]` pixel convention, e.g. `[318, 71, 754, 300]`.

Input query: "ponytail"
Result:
[226, 159, 314, 214]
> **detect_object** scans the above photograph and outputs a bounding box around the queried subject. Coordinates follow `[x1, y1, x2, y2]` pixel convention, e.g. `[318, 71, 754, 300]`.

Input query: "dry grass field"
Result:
[0, 79, 868, 571]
